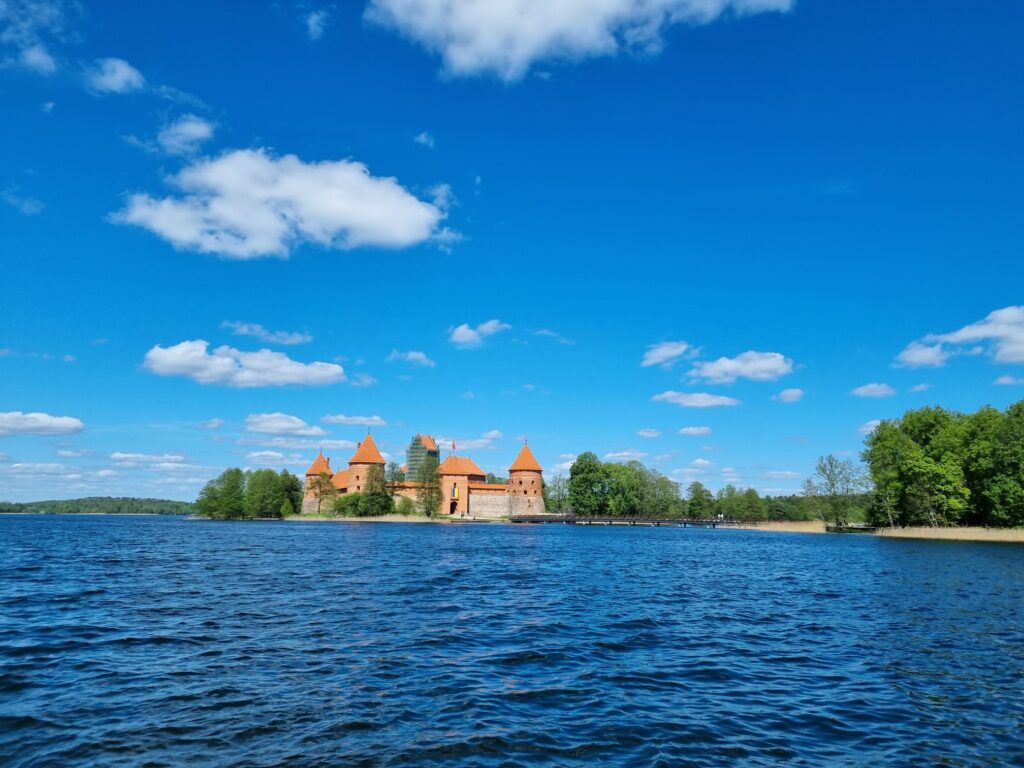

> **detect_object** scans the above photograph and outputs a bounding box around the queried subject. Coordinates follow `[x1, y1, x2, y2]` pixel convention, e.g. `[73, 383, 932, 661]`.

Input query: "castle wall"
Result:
[469, 494, 511, 519]
[509, 494, 546, 516]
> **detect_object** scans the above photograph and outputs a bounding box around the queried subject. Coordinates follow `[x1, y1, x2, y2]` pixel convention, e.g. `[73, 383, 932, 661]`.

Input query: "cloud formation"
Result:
[322, 414, 387, 427]
[113, 149, 454, 259]
[652, 391, 741, 408]
[0, 0, 69, 74]
[449, 319, 511, 348]
[157, 114, 215, 156]
[366, 0, 793, 80]
[678, 426, 711, 436]
[221, 321, 312, 346]
[773, 387, 804, 403]
[245, 413, 326, 436]
[690, 351, 793, 384]
[143, 340, 345, 387]
[0, 410, 84, 436]
[305, 10, 329, 39]
[641, 340, 690, 369]
[386, 349, 436, 367]
[636, 429, 661, 438]
[897, 306, 1024, 368]
[859, 419, 881, 436]
[86, 57, 145, 93]
[850, 383, 895, 398]
[414, 131, 435, 148]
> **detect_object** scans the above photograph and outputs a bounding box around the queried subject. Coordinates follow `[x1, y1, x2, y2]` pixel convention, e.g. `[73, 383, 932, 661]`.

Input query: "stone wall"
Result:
[509, 494, 546, 516]
[469, 494, 512, 519]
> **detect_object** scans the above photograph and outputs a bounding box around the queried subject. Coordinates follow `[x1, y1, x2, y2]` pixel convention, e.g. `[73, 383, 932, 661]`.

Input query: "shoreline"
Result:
[736, 520, 1024, 543]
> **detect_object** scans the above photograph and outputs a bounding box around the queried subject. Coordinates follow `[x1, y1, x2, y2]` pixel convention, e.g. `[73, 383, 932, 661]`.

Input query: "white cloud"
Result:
[0, 0, 68, 74]
[773, 387, 804, 403]
[322, 414, 387, 427]
[221, 320, 312, 346]
[157, 114, 215, 156]
[86, 57, 145, 93]
[909, 383, 931, 393]
[691, 458, 712, 467]
[851, 383, 896, 398]
[897, 307, 1024, 368]
[653, 391, 741, 408]
[606, 450, 647, 461]
[20, 42, 54, 72]
[1, 188, 44, 215]
[56, 449, 86, 457]
[246, 450, 305, 466]
[305, 9, 329, 39]
[436, 430, 503, 451]
[143, 340, 345, 387]
[763, 470, 800, 479]
[690, 351, 793, 384]
[110, 452, 185, 463]
[113, 149, 454, 259]
[40, 100, 55, 112]
[414, 131, 435, 148]
[449, 319, 512, 348]
[636, 428, 661, 438]
[238, 436, 355, 451]
[0, 462, 74, 475]
[534, 328, 574, 345]
[198, 418, 224, 429]
[350, 373, 378, 387]
[0, 411, 84, 436]
[366, 0, 793, 81]
[245, 412, 325, 437]
[895, 341, 949, 368]
[641, 340, 689, 369]
[387, 349, 436, 367]
[859, 419, 881, 436]
[678, 426, 711, 436]
[994, 375, 1024, 386]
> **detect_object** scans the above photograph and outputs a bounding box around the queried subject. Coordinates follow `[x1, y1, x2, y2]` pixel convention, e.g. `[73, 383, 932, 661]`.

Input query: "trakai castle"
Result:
[303, 433, 545, 517]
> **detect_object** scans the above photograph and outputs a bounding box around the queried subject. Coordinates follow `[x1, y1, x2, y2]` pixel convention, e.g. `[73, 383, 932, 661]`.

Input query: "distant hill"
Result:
[0, 497, 194, 515]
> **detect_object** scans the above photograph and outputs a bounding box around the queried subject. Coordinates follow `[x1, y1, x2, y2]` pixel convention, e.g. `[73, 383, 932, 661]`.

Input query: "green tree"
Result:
[568, 452, 608, 516]
[544, 475, 570, 513]
[195, 468, 247, 519]
[808, 454, 864, 527]
[396, 496, 417, 516]
[308, 472, 336, 516]
[244, 468, 286, 518]
[386, 461, 405, 497]
[364, 464, 394, 516]
[334, 492, 367, 517]
[415, 455, 442, 517]
[280, 469, 303, 515]
[686, 481, 716, 519]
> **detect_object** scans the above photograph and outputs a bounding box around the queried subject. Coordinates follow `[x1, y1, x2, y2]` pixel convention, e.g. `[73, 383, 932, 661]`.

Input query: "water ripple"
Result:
[1, 515, 1023, 766]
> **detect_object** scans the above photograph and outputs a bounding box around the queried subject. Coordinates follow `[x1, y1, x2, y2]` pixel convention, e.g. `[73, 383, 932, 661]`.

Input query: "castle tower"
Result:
[345, 432, 385, 493]
[508, 442, 545, 514]
[303, 451, 332, 491]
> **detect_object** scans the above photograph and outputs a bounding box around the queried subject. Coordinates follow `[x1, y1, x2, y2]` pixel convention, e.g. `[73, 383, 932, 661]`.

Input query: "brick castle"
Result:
[303, 433, 545, 517]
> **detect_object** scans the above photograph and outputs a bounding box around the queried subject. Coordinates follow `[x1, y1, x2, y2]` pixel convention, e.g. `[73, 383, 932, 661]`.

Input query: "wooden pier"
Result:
[510, 514, 742, 527]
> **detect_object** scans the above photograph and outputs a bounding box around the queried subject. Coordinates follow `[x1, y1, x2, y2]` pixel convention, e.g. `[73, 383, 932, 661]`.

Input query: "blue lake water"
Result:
[1, 515, 1022, 767]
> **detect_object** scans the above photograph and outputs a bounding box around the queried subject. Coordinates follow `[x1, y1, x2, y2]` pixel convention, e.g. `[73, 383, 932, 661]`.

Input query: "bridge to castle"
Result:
[509, 514, 742, 527]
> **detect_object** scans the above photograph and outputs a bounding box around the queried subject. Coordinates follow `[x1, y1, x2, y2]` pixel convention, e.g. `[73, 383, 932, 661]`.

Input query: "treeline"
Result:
[863, 401, 1024, 528]
[551, 452, 832, 521]
[0, 497, 194, 515]
[196, 468, 304, 519]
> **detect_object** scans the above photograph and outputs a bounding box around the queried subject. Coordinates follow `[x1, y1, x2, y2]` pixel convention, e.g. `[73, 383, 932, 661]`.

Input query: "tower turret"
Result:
[508, 442, 545, 514]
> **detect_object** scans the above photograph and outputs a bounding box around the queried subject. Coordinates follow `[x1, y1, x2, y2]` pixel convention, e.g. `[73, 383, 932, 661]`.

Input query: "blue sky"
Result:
[1, 0, 1022, 502]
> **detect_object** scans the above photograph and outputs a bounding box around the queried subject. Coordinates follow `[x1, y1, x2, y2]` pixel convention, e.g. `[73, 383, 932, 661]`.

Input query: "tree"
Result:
[386, 461, 405, 497]
[334, 492, 367, 517]
[396, 496, 416, 516]
[308, 472, 336, 516]
[686, 481, 716, 519]
[415, 455, 442, 517]
[568, 452, 608, 516]
[808, 454, 865, 527]
[280, 469, 303, 515]
[195, 468, 246, 519]
[364, 464, 394, 516]
[244, 469, 286, 518]
[544, 475, 570, 513]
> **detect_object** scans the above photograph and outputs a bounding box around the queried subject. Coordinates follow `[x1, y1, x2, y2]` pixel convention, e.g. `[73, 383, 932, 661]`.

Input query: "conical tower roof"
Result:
[509, 443, 542, 472]
[348, 433, 385, 465]
[305, 450, 332, 476]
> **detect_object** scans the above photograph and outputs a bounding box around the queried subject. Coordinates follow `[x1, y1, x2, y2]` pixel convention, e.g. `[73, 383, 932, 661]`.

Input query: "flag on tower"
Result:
[452, 440, 456, 452]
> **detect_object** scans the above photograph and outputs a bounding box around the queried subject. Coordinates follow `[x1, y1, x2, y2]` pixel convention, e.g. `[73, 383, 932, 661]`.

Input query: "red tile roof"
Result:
[417, 434, 438, 452]
[348, 433, 385, 465]
[509, 443, 542, 472]
[439, 455, 486, 477]
[305, 451, 332, 476]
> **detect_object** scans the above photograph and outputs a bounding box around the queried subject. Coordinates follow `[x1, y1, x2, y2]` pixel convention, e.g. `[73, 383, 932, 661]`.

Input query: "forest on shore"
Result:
[0, 497, 194, 515]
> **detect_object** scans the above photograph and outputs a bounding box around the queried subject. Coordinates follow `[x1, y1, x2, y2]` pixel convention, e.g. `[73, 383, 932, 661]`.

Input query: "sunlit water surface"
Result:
[1, 515, 1022, 766]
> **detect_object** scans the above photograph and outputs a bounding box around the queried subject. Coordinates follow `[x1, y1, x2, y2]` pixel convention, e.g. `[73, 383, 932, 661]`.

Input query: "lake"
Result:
[1, 515, 1022, 766]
